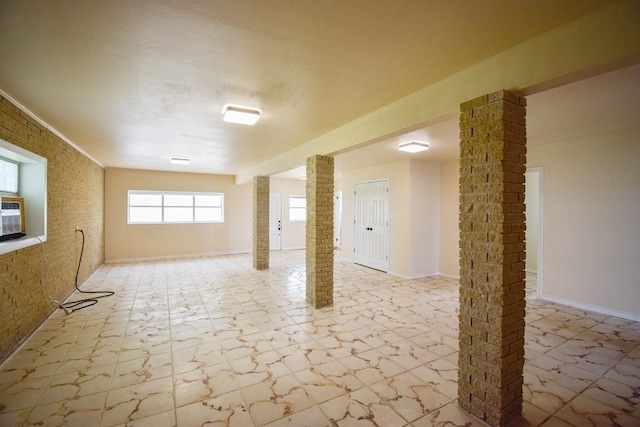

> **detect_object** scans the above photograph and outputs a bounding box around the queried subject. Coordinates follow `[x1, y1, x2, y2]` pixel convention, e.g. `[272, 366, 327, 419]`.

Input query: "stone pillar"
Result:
[305, 155, 334, 308]
[458, 90, 527, 426]
[253, 176, 269, 270]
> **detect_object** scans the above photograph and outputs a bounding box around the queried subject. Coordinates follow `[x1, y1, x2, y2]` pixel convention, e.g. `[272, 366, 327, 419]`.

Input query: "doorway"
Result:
[354, 179, 389, 272]
[269, 192, 282, 251]
[525, 168, 543, 298]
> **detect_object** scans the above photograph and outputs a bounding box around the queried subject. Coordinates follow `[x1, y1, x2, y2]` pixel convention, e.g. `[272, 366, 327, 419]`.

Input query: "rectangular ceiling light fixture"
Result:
[170, 156, 191, 165]
[222, 105, 261, 125]
[398, 141, 429, 153]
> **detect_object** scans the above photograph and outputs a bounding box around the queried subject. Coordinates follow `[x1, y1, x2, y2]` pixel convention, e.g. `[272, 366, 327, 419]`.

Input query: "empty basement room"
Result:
[1, 1, 639, 426]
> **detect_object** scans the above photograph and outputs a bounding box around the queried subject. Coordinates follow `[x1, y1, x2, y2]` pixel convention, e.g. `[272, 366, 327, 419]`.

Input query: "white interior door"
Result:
[269, 192, 282, 251]
[354, 179, 389, 271]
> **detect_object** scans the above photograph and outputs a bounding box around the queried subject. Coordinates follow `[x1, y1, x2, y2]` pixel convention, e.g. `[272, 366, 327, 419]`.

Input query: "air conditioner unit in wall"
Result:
[0, 196, 26, 241]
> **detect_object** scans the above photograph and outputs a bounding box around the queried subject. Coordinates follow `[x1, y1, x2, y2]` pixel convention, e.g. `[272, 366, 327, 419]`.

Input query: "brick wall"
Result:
[253, 176, 269, 270]
[305, 155, 334, 308]
[0, 95, 104, 363]
[458, 90, 527, 426]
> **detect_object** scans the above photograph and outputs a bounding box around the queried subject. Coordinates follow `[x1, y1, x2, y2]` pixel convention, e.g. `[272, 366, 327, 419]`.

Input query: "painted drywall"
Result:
[525, 170, 541, 272]
[528, 129, 640, 319]
[105, 168, 252, 261]
[439, 159, 460, 278]
[341, 159, 441, 278]
[409, 160, 440, 278]
[269, 177, 306, 250]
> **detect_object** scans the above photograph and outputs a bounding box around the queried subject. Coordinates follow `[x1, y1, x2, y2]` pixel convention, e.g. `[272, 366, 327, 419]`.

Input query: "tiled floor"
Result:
[1, 250, 639, 426]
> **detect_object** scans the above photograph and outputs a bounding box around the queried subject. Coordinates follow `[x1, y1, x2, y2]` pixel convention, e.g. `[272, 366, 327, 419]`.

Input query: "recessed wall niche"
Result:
[0, 138, 47, 256]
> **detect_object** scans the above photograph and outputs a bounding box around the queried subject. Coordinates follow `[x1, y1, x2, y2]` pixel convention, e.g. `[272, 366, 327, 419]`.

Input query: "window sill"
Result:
[0, 235, 46, 256]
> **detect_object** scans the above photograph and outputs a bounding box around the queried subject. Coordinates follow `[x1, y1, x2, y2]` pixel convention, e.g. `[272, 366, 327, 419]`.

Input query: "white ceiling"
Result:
[1, 0, 636, 180]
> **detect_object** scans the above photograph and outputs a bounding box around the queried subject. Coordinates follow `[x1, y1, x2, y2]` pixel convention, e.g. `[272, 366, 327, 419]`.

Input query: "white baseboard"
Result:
[104, 250, 250, 264]
[540, 295, 640, 322]
[436, 272, 460, 280]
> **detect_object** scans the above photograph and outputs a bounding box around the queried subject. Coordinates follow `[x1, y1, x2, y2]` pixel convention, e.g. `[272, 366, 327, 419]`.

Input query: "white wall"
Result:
[528, 129, 640, 319]
[439, 159, 460, 278]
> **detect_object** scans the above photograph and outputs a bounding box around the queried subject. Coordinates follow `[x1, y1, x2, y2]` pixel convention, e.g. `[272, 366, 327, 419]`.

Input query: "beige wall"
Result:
[528, 130, 640, 319]
[270, 177, 306, 250]
[409, 160, 440, 278]
[105, 168, 252, 261]
[439, 159, 460, 278]
[525, 169, 541, 272]
[0, 95, 104, 363]
[341, 159, 440, 278]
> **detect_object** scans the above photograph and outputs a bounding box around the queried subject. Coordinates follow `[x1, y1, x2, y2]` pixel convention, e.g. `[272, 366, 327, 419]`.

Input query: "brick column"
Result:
[305, 155, 334, 308]
[458, 90, 527, 426]
[253, 176, 269, 270]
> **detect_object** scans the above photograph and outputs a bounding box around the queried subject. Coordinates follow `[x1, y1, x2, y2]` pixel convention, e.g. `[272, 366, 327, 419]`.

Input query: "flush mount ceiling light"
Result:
[398, 141, 429, 153]
[222, 105, 261, 125]
[170, 156, 191, 165]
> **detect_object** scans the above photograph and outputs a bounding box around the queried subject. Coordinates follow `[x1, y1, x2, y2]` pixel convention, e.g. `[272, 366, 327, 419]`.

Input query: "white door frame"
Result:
[269, 192, 282, 251]
[354, 179, 390, 272]
[334, 190, 342, 247]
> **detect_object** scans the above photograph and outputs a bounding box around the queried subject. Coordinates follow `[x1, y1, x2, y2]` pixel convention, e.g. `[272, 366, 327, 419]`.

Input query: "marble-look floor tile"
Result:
[369, 370, 451, 423]
[0, 376, 50, 411]
[229, 351, 291, 388]
[1, 251, 639, 427]
[412, 401, 491, 426]
[263, 405, 331, 427]
[582, 377, 639, 418]
[338, 348, 405, 385]
[318, 387, 406, 427]
[240, 373, 315, 425]
[27, 391, 107, 427]
[176, 390, 252, 426]
[277, 341, 336, 374]
[376, 340, 440, 370]
[36, 364, 112, 406]
[172, 340, 225, 374]
[555, 394, 639, 426]
[174, 361, 237, 408]
[294, 360, 364, 404]
[0, 350, 65, 383]
[524, 354, 600, 393]
[101, 377, 174, 426]
[545, 340, 627, 376]
[111, 352, 173, 388]
[410, 357, 459, 400]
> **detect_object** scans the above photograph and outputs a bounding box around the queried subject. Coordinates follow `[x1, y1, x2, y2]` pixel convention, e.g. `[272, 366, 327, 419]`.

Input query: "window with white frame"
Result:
[289, 195, 306, 221]
[128, 191, 224, 224]
[0, 157, 19, 194]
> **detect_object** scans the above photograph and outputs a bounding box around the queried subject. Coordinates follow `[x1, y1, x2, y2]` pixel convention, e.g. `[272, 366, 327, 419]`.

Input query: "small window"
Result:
[128, 190, 224, 224]
[0, 157, 19, 194]
[289, 195, 306, 221]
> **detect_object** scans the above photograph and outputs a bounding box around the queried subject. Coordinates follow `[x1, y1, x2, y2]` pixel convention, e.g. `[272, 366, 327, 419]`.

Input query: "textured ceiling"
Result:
[0, 0, 625, 177]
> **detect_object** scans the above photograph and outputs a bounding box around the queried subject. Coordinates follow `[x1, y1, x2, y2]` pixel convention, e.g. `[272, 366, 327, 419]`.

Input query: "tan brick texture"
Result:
[252, 176, 269, 270]
[0, 95, 104, 363]
[458, 90, 527, 426]
[305, 155, 334, 308]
